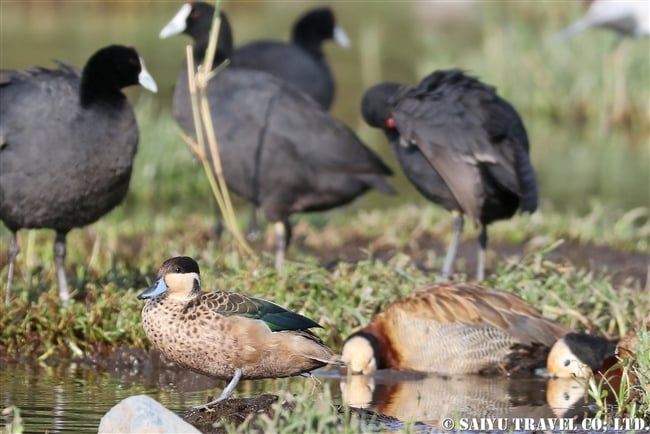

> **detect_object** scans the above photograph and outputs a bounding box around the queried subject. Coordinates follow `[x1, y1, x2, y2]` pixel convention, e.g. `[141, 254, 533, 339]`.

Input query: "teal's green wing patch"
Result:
[201, 292, 321, 331]
[249, 296, 322, 331]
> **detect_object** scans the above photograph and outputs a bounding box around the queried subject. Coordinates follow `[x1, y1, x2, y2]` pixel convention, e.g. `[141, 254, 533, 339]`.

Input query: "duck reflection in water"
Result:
[340, 371, 561, 426]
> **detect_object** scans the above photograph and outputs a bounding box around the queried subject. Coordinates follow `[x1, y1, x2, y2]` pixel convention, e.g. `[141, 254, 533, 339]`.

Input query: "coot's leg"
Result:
[54, 231, 70, 304]
[5, 232, 20, 304]
[441, 212, 463, 279]
[476, 225, 488, 281]
[274, 219, 292, 271]
[246, 206, 262, 241]
[212, 200, 224, 240]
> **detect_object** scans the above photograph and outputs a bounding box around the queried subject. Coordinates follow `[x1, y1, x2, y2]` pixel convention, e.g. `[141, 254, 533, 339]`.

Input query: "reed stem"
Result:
[183, 0, 254, 258]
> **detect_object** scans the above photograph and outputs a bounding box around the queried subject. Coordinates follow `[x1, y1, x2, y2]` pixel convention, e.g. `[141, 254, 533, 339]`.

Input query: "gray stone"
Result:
[98, 395, 200, 434]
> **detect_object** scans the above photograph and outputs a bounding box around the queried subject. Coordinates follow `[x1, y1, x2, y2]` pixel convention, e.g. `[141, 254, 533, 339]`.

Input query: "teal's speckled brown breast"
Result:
[141, 294, 333, 380]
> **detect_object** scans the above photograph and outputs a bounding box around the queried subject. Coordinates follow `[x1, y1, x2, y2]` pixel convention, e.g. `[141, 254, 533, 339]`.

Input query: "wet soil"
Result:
[292, 232, 648, 288]
[182, 394, 284, 434]
[181, 394, 407, 434]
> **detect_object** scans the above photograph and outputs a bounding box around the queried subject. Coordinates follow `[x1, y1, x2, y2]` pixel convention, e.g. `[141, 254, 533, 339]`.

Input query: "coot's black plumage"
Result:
[0, 45, 157, 303]
[361, 70, 537, 280]
[160, 3, 394, 269]
[232, 6, 349, 111]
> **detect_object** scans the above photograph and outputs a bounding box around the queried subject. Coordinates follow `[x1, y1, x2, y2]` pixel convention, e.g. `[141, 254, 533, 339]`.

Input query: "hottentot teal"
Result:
[138, 256, 341, 408]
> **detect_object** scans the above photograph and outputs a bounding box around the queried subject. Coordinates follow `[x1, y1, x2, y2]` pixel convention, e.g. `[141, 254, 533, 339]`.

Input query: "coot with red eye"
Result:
[361, 70, 538, 281]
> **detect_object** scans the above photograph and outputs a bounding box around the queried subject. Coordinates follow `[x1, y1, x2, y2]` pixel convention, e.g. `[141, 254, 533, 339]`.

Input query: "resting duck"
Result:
[138, 256, 340, 408]
[342, 282, 571, 376]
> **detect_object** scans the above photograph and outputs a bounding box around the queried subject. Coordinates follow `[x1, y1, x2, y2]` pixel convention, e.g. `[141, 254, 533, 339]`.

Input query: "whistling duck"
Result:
[342, 282, 568, 376]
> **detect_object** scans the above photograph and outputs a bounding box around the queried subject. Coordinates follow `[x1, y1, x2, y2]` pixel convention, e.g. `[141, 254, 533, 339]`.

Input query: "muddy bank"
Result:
[181, 394, 284, 434]
[294, 234, 648, 288]
[181, 395, 408, 434]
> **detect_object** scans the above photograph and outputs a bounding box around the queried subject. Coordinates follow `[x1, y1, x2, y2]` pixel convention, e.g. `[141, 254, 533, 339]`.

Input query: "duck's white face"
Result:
[547, 338, 592, 378]
[342, 335, 378, 375]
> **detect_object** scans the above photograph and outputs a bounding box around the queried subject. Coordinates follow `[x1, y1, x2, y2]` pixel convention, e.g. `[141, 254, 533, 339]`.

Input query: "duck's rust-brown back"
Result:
[364, 282, 571, 374]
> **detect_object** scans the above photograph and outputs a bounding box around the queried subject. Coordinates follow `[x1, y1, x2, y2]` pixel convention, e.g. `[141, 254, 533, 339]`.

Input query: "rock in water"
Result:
[98, 395, 200, 434]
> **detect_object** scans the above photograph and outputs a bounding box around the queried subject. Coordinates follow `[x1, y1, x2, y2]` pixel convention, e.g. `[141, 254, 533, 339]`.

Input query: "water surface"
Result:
[1, 360, 597, 433]
[0, 360, 339, 433]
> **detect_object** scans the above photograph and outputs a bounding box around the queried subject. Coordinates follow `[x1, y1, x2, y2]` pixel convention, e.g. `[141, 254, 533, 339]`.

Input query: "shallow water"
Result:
[0, 360, 339, 433]
[1, 360, 597, 433]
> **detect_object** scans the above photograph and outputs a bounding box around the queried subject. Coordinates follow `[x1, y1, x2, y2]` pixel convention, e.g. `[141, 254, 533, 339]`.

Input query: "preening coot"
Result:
[362, 70, 537, 280]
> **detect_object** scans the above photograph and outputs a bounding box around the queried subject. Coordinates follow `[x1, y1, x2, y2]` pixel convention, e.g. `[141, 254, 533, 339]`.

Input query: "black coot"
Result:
[160, 3, 394, 269]
[231, 6, 349, 111]
[362, 70, 537, 280]
[0, 45, 158, 303]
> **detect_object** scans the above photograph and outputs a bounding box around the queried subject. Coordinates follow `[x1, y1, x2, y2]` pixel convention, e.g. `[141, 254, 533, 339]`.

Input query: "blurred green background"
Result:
[1, 0, 648, 219]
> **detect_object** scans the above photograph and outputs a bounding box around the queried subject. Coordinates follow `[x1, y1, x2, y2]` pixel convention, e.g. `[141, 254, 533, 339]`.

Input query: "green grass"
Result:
[1, 406, 23, 434]
[1, 0, 649, 430]
[1, 194, 648, 426]
[586, 325, 650, 425]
